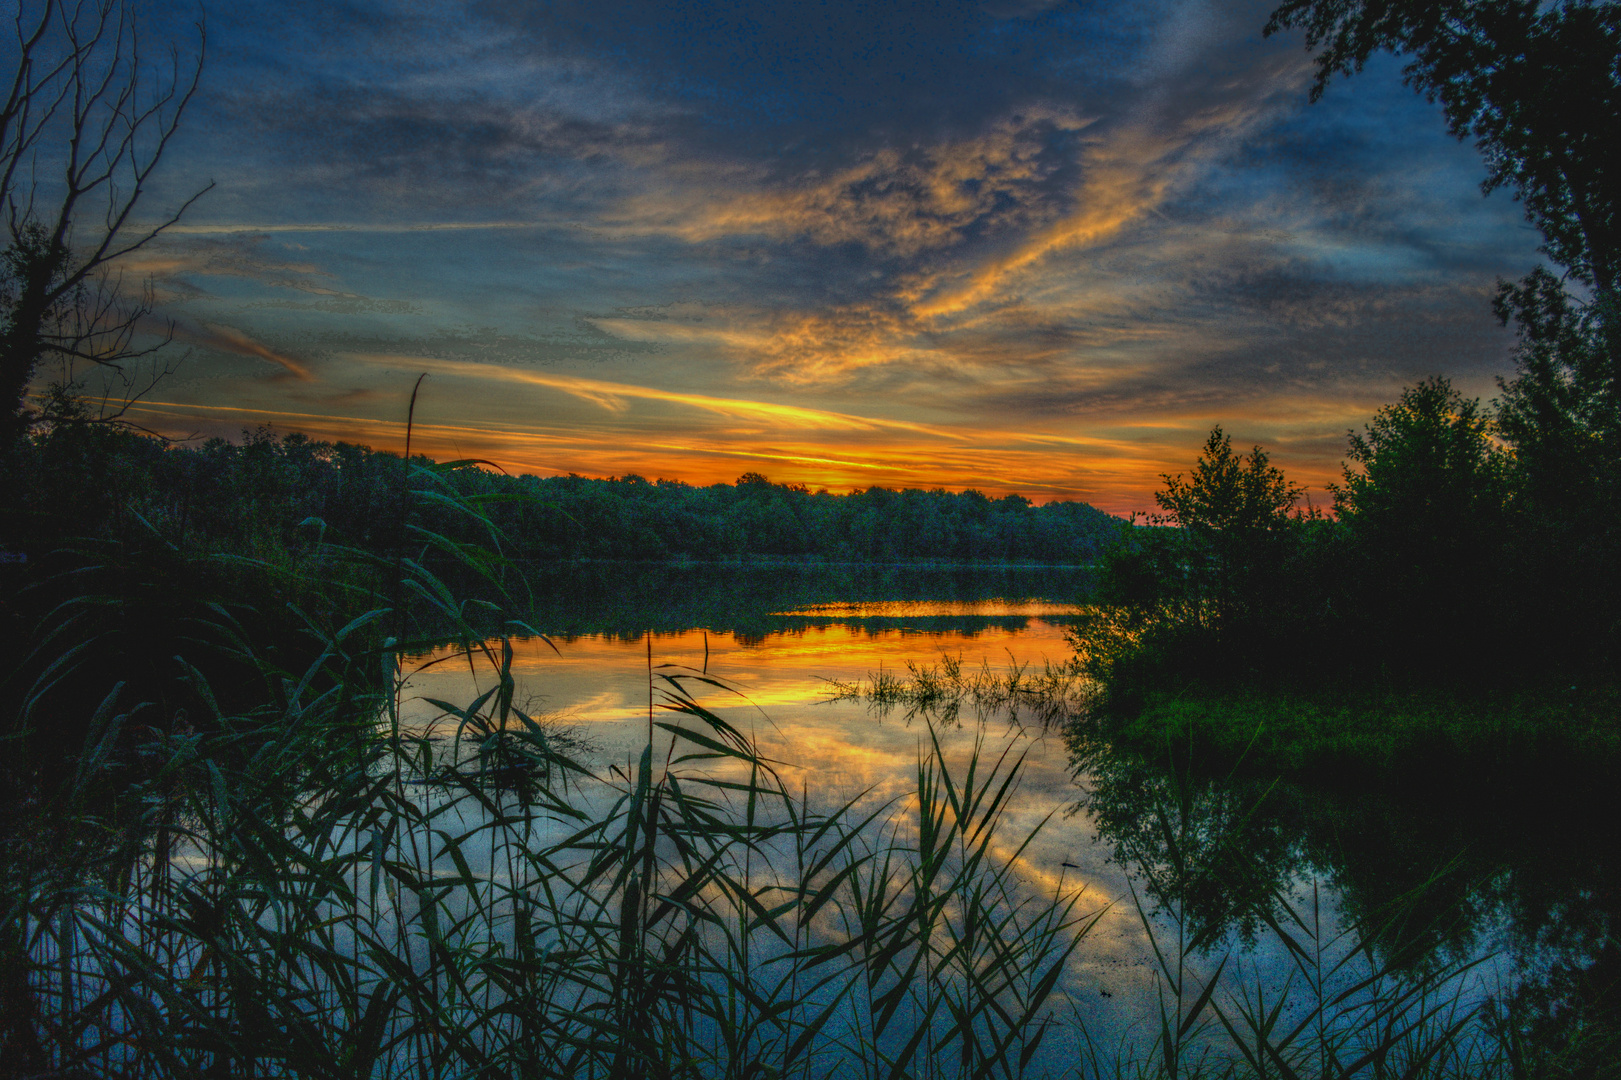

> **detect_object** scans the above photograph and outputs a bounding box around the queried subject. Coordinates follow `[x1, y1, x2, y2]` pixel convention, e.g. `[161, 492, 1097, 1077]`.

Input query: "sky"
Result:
[68, 0, 1544, 514]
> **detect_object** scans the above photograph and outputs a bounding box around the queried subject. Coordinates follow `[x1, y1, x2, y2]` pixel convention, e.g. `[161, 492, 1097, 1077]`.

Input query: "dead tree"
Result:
[0, 0, 208, 439]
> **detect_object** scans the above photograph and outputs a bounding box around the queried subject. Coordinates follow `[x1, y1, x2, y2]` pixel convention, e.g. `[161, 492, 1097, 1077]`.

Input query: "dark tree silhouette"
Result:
[1266, 0, 1621, 667]
[0, 0, 208, 440]
[1264, 0, 1619, 304]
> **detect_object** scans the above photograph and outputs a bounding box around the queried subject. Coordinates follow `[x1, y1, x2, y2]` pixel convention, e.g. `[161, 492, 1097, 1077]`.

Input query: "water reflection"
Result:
[401, 575, 1621, 1068]
[514, 561, 1091, 641]
[1070, 726, 1621, 1068]
[401, 600, 1184, 1045]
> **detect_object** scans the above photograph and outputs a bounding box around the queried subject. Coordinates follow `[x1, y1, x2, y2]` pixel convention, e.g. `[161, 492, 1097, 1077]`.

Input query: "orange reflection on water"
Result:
[403, 617, 1078, 734]
[399, 614, 1096, 890]
[397, 611, 1166, 1015]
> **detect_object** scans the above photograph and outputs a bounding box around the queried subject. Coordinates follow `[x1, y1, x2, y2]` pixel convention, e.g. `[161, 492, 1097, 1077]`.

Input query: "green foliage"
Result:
[0, 410, 1109, 1076]
[1331, 378, 1513, 668]
[1154, 427, 1306, 630]
[1263, 0, 1621, 675]
[1087, 684, 1621, 784]
[513, 472, 1114, 564]
[1495, 268, 1620, 488]
[1335, 378, 1507, 530]
[1154, 428, 1304, 541]
[1263, 0, 1621, 301]
[0, 218, 76, 436]
[1072, 428, 1315, 706]
[0, 442, 1591, 1080]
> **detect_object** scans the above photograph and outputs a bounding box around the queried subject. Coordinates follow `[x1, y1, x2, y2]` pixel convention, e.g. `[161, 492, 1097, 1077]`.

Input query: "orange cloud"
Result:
[604, 108, 1091, 257]
[181, 323, 314, 381]
[362, 356, 963, 437]
[912, 95, 1283, 322]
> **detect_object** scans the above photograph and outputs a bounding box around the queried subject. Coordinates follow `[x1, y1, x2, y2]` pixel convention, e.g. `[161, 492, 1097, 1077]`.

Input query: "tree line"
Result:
[1076, 377, 1606, 702]
[2, 420, 1119, 566]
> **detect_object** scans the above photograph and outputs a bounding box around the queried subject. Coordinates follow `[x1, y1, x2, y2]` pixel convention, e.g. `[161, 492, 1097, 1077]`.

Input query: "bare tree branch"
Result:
[0, 0, 207, 440]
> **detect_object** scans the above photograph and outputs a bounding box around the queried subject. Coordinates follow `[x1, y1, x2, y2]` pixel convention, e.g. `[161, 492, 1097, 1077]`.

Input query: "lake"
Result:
[394, 563, 1617, 1067]
[31, 562, 1618, 1075]
[401, 565, 1182, 1041]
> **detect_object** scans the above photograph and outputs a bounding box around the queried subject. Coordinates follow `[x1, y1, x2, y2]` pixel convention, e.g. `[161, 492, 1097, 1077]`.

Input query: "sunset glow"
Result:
[81, 0, 1539, 514]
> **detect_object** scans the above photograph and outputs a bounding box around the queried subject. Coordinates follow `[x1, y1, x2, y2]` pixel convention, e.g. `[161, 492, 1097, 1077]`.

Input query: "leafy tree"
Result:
[1332, 378, 1512, 670]
[1334, 377, 1508, 535]
[1263, 0, 1619, 304]
[1153, 426, 1306, 627]
[1156, 427, 1304, 540]
[1494, 268, 1621, 553]
[1077, 428, 1310, 699]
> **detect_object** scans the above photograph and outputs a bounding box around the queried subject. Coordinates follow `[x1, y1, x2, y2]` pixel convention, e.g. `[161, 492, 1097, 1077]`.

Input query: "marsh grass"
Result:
[8, 658, 1098, 1077]
[823, 652, 1091, 730]
[5, 455, 1100, 1079]
[2, 453, 1563, 1079]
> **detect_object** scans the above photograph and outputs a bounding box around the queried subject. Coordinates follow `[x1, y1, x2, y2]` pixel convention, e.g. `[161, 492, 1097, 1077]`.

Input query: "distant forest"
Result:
[6, 423, 1121, 566]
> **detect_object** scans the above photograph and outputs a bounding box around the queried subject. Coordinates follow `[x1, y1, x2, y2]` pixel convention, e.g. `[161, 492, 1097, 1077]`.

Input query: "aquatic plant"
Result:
[823, 651, 1091, 730]
[2, 446, 1589, 1079]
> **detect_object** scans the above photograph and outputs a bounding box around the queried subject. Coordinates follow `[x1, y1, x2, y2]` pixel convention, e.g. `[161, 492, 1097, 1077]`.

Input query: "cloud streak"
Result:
[357, 356, 967, 437]
[179, 323, 315, 381]
[96, 0, 1544, 514]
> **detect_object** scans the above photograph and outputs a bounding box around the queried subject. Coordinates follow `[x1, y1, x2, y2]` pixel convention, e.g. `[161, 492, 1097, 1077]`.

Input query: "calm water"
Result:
[398, 564, 1620, 1058]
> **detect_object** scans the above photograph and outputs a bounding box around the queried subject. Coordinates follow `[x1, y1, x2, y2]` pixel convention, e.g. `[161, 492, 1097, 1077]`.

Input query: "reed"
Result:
[823, 652, 1091, 730]
[1, 454, 1562, 1078]
[4, 457, 1093, 1079]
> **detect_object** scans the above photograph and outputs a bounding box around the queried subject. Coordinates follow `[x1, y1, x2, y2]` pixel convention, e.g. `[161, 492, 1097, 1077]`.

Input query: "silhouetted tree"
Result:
[1332, 377, 1511, 670]
[0, 0, 208, 441]
[1334, 377, 1508, 544]
[1265, 0, 1621, 671]
[1153, 426, 1305, 631]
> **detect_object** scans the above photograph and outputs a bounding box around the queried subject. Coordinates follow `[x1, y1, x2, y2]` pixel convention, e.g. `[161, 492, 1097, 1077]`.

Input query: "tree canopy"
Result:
[1154, 427, 1304, 541]
[1264, 0, 1620, 302]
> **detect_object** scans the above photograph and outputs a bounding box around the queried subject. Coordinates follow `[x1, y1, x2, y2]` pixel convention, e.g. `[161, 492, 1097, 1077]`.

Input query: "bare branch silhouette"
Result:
[0, 0, 208, 438]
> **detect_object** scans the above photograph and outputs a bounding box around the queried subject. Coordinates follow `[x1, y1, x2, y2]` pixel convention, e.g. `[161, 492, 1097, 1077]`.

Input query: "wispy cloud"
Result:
[355, 355, 966, 437]
[107, 0, 1543, 514]
[178, 323, 315, 381]
[606, 108, 1092, 258]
